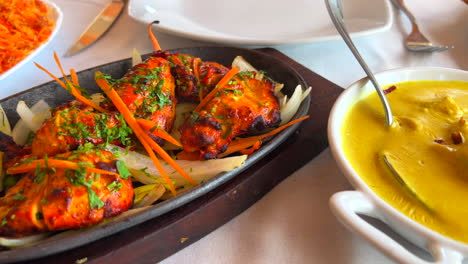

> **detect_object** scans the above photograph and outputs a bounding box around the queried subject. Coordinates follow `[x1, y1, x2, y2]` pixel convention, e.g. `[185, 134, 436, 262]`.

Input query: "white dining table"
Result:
[1, 0, 467, 263]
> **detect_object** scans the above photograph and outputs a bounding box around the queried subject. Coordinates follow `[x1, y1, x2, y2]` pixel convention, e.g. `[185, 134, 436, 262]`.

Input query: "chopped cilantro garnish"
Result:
[116, 160, 131, 180]
[107, 181, 122, 192]
[9, 192, 25, 201]
[88, 188, 104, 210]
[190, 112, 200, 124]
[233, 89, 244, 96]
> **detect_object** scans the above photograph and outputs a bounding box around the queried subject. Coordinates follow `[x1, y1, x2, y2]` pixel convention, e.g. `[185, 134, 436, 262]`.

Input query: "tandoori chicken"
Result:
[0, 148, 133, 237]
[179, 71, 281, 159]
[101, 56, 177, 138]
[0, 55, 178, 238]
[152, 50, 228, 102]
[0, 46, 298, 240]
[30, 101, 133, 158]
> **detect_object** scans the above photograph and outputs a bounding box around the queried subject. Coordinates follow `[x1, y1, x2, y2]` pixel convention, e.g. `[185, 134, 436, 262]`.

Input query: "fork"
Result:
[390, 0, 454, 52]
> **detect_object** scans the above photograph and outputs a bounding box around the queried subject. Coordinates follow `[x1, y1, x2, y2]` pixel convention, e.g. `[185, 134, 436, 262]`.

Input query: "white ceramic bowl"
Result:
[328, 67, 468, 264]
[0, 0, 63, 81]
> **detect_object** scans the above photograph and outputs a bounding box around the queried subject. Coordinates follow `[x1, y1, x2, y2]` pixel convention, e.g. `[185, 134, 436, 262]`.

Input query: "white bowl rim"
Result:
[328, 66, 468, 253]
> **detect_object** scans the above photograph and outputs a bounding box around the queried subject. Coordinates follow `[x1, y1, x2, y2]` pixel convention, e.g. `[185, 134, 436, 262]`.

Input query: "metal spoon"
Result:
[325, 0, 393, 127]
[382, 154, 432, 211]
[325, 0, 433, 210]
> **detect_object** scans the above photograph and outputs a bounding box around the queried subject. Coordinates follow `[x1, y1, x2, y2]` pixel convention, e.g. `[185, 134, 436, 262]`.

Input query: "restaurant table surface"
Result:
[1, 0, 467, 263]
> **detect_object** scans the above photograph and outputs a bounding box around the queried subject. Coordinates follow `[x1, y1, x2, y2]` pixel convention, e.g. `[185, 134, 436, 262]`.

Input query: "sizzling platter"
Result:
[0, 47, 309, 263]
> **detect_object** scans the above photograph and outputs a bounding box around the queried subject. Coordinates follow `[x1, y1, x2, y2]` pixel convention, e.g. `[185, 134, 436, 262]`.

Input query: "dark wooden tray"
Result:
[16, 48, 344, 264]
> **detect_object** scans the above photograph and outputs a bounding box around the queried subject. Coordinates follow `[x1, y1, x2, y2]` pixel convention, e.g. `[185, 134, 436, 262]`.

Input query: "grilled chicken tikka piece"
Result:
[152, 50, 228, 102]
[101, 56, 177, 140]
[0, 148, 134, 237]
[179, 71, 281, 159]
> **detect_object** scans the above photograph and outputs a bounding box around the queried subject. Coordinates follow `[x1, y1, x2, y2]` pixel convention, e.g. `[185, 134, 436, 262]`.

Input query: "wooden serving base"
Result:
[20, 48, 344, 264]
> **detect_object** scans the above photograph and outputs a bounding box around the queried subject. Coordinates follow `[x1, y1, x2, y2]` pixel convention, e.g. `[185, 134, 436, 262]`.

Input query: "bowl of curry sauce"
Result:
[328, 67, 468, 264]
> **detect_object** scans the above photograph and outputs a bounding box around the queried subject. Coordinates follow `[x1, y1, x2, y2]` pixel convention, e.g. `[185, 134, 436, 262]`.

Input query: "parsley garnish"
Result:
[88, 188, 105, 210]
[9, 192, 25, 201]
[116, 160, 131, 180]
[189, 112, 200, 124]
[107, 181, 122, 192]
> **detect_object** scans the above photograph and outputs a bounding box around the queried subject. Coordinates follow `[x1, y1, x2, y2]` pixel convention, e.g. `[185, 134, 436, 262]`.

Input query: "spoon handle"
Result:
[325, 0, 393, 126]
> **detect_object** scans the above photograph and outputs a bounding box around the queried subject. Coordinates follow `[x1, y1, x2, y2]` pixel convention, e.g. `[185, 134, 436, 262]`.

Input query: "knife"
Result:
[66, 0, 125, 56]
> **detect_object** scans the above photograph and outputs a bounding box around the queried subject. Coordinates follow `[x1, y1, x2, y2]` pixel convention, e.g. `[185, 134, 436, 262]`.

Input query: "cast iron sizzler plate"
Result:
[0, 47, 309, 263]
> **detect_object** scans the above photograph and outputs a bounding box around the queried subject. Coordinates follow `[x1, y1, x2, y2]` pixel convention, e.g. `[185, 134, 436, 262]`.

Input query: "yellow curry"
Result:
[342, 80, 468, 243]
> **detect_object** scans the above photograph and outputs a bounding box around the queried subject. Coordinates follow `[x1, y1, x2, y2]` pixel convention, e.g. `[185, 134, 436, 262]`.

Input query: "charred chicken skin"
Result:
[0, 148, 133, 237]
[179, 71, 281, 159]
[152, 50, 228, 102]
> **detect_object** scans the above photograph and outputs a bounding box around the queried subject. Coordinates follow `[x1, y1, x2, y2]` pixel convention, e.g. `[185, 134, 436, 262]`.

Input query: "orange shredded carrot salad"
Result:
[0, 0, 55, 74]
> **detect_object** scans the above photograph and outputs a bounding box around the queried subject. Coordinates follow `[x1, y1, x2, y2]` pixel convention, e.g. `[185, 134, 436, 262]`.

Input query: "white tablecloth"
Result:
[1, 0, 467, 263]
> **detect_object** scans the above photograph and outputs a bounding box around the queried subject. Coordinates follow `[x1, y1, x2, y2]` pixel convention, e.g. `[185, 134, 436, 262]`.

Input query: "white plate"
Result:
[0, 0, 63, 81]
[128, 0, 393, 45]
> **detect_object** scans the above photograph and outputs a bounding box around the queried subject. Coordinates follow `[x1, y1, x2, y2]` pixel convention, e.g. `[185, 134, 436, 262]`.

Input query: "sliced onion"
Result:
[107, 145, 247, 187]
[134, 183, 165, 208]
[132, 48, 142, 66]
[0, 233, 51, 248]
[300, 86, 312, 102]
[280, 85, 302, 125]
[279, 85, 312, 125]
[16, 101, 42, 132]
[0, 104, 11, 136]
[163, 102, 197, 150]
[232, 56, 257, 72]
[12, 100, 51, 145]
[274, 83, 285, 94]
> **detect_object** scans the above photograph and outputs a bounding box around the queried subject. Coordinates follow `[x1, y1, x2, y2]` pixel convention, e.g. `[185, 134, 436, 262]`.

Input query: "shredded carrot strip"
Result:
[34, 60, 108, 113]
[7, 159, 120, 176]
[53, 52, 73, 86]
[219, 115, 310, 157]
[193, 58, 201, 81]
[95, 72, 185, 195]
[239, 140, 261, 155]
[136, 118, 182, 147]
[257, 115, 309, 139]
[139, 130, 197, 186]
[34, 62, 67, 88]
[70, 69, 80, 87]
[217, 137, 259, 158]
[0, 0, 55, 74]
[148, 21, 161, 51]
[195, 66, 239, 112]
